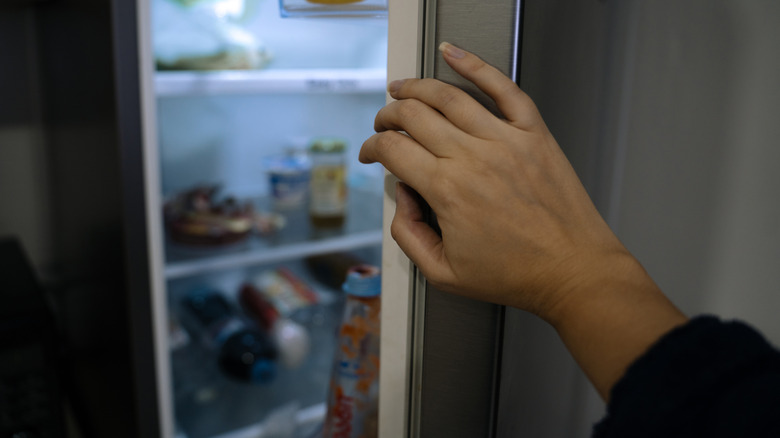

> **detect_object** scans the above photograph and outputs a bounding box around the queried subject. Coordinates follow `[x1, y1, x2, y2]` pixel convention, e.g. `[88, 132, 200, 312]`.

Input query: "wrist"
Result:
[537, 248, 643, 326]
[540, 248, 688, 400]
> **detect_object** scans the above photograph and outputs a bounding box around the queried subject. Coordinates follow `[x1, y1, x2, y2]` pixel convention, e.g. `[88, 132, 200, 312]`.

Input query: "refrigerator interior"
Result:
[145, 0, 388, 436]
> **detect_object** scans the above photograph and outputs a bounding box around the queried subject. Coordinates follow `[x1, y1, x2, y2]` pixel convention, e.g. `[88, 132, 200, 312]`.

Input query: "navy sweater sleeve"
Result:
[592, 316, 780, 438]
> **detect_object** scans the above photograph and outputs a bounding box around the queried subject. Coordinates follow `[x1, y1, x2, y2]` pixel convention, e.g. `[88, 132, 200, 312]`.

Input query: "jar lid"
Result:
[264, 152, 311, 174]
[342, 265, 381, 297]
[309, 137, 347, 153]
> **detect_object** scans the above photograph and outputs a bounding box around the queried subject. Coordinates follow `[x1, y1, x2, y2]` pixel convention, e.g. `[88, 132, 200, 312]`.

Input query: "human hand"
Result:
[360, 42, 633, 323]
[362, 42, 688, 400]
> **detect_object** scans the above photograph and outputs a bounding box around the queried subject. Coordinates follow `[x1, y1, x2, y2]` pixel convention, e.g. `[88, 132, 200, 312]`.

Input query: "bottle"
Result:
[181, 288, 277, 383]
[322, 265, 381, 438]
[308, 137, 348, 228]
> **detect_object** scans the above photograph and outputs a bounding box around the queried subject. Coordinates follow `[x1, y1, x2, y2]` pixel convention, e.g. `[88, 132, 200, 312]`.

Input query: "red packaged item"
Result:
[239, 281, 311, 369]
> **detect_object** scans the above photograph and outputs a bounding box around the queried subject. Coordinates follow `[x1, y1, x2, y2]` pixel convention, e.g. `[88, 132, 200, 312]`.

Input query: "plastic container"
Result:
[264, 150, 311, 209]
[322, 265, 381, 438]
[308, 137, 348, 228]
[279, 0, 387, 18]
[181, 288, 278, 383]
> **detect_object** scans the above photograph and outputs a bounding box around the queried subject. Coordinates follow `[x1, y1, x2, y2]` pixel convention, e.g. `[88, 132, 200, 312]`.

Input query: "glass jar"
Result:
[308, 137, 348, 228]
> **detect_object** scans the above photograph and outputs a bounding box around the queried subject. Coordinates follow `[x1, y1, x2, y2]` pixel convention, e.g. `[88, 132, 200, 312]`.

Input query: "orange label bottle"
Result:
[322, 265, 381, 438]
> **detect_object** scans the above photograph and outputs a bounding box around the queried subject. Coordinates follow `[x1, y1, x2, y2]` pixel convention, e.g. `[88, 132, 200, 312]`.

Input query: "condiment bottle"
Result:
[322, 265, 381, 438]
[308, 137, 347, 228]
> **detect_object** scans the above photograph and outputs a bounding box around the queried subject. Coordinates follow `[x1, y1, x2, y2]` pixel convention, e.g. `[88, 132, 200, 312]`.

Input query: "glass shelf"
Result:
[164, 189, 383, 280]
[155, 68, 386, 97]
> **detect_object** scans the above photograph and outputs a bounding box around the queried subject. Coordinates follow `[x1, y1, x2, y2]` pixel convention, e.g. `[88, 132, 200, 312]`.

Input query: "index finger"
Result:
[439, 42, 545, 131]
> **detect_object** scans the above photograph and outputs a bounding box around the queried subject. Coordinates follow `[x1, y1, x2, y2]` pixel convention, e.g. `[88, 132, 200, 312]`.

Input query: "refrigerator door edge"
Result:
[133, 0, 175, 436]
[379, 1, 426, 437]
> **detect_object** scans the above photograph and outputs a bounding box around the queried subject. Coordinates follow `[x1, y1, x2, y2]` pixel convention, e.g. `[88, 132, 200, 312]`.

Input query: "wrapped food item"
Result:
[250, 267, 320, 317]
[239, 282, 311, 369]
[153, 0, 271, 70]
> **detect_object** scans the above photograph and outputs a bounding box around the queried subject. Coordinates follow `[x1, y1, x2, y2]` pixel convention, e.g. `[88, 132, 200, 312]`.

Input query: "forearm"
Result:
[545, 251, 688, 401]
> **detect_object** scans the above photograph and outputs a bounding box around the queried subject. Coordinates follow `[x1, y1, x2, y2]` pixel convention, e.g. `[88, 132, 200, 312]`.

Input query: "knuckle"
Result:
[396, 99, 426, 121]
[466, 58, 490, 76]
[372, 131, 398, 157]
[437, 88, 460, 110]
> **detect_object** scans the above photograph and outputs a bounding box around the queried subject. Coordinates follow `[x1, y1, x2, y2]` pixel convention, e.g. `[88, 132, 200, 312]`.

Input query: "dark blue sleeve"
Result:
[592, 315, 780, 438]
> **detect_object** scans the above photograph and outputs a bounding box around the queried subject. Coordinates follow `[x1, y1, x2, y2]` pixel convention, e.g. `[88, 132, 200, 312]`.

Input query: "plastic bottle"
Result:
[181, 288, 277, 383]
[322, 265, 381, 438]
[308, 137, 348, 228]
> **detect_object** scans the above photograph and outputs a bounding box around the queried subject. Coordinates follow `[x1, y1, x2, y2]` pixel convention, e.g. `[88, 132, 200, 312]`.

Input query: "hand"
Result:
[360, 42, 628, 321]
[360, 42, 687, 400]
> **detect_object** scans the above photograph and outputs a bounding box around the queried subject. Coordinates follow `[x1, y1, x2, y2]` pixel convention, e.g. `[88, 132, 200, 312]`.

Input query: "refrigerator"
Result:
[123, 1, 624, 436]
[47, 0, 777, 437]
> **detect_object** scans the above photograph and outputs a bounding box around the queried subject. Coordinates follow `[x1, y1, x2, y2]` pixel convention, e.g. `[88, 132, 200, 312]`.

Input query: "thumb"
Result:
[390, 183, 449, 282]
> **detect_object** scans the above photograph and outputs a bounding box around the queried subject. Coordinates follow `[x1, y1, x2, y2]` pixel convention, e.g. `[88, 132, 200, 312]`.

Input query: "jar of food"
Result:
[308, 137, 347, 228]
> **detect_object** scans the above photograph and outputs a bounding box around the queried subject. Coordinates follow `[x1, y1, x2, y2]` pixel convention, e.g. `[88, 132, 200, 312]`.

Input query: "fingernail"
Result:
[388, 79, 406, 93]
[439, 41, 465, 59]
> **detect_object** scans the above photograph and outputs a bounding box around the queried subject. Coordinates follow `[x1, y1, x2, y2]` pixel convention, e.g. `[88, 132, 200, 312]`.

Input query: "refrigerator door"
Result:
[380, 1, 522, 437]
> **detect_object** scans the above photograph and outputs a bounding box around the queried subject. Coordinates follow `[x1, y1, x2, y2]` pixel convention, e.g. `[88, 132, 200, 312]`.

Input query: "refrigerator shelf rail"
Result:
[155, 68, 387, 97]
[164, 229, 382, 280]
